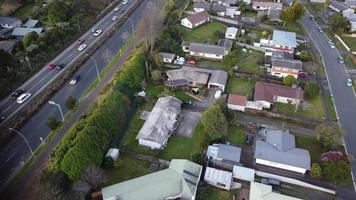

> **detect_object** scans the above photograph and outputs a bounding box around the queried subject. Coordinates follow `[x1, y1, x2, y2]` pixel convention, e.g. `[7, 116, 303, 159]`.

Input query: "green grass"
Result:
[227, 77, 255, 100]
[197, 186, 239, 200]
[226, 125, 246, 144]
[13, 3, 36, 19]
[173, 91, 196, 102]
[344, 54, 356, 70]
[276, 95, 326, 120]
[103, 156, 150, 187]
[242, 11, 257, 17]
[182, 22, 227, 43]
[353, 79, 356, 93]
[295, 135, 322, 164]
[303, 3, 325, 16]
[341, 36, 356, 51]
[283, 22, 306, 36]
[146, 81, 164, 97]
[326, 96, 337, 121]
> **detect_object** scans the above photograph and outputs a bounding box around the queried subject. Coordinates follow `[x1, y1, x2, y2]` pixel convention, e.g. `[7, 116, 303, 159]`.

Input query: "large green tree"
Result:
[330, 14, 349, 32]
[201, 103, 228, 139]
[282, 75, 297, 86]
[23, 31, 39, 48]
[315, 123, 343, 149]
[304, 81, 320, 99]
[279, 2, 305, 24]
[321, 160, 352, 184]
[48, 0, 71, 24]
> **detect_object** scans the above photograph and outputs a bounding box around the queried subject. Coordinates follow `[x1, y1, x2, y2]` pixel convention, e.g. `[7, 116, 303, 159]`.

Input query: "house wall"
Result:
[271, 66, 299, 78]
[273, 45, 294, 53]
[275, 96, 299, 105]
[208, 83, 225, 91]
[205, 179, 231, 190]
[181, 18, 193, 29]
[189, 51, 224, 60]
[138, 139, 163, 149]
[194, 8, 206, 12]
[163, 58, 173, 63]
[255, 100, 271, 109]
[256, 158, 307, 174]
[227, 103, 246, 112]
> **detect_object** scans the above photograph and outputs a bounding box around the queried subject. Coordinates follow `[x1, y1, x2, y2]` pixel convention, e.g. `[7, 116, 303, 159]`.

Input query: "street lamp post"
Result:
[8, 128, 35, 159]
[24, 52, 32, 71]
[48, 101, 65, 121]
[77, 14, 83, 32]
[86, 54, 100, 81]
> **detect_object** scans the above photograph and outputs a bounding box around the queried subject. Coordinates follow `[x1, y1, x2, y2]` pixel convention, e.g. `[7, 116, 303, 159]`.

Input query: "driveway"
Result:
[176, 110, 201, 138]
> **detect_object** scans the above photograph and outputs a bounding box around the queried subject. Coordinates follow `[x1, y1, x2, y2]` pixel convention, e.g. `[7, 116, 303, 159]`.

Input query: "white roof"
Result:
[250, 182, 302, 200]
[232, 166, 255, 181]
[226, 27, 238, 36]
[204, 167, 232, 189]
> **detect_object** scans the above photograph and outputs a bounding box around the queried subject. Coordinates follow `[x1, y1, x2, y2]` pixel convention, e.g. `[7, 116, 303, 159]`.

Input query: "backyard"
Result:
[227, 76, 255, 100]
[341, 36, 356, 51]
[145, 80, 197, 102]
[197, 184, 240, 200]
[295, 135, 323, 164]
[182, 21, 227, 44]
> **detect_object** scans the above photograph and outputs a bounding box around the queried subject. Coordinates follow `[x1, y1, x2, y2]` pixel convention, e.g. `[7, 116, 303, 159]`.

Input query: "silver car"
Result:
[17, 92, 32, 104]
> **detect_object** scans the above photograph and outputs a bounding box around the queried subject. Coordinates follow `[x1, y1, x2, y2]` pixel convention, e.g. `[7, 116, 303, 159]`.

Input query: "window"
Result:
[217, 182, 226, 187]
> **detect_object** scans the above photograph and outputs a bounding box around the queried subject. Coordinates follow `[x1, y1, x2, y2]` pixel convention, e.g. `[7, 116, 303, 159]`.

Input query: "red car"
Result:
[48, 63, 57, 70]
[298, 71, 309, 78]
[187, 59, 197, 65]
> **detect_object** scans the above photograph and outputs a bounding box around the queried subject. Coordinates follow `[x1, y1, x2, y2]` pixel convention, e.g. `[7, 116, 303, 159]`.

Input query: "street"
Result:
[0, 0, 153, 191]
[300, 12, 356, 199]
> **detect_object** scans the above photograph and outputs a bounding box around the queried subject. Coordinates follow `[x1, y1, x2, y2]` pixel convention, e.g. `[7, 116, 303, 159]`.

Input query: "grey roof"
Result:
[272, 30, 296, 48]
[272, 51, 294, 60]
[255, 129, 310, 170]
[136, 96, 182, 147]
[268, 8, 282, 21]
[217, 39, 233, 51]
[189, 42, 226, 55]
[0, 28, 12, 36]
[209, 69, 228, 87]
[346, 0, 356, 6]
[0, 16, 21, 25]
[211, 4, 227, 12]
[102, 159, 202, 200]
[217, 144, 241, 162]
[194, 2, 211, 9]
[160, 52, 175, 60]
[271, 58, 302, 70]
[24, 19, 40, 28]
[11, 27, 43, 37]
[165, 79, 189, 87]
[242, 17, 256, 24]
[329, 1, 348, 11]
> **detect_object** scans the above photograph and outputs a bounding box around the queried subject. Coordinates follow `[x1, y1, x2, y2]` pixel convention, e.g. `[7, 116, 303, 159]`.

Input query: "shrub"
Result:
[191, 152, 205, 165]
[65, 96, 77, 110]
[304, 81, 320, 99]
[151, 69, 162, 81]
[282, 75, 297, 86]
[47, 116, 61, 131]
[201, 103, 228, 140]
[321, 160, 352, 184]
[310, 163, 322, 178]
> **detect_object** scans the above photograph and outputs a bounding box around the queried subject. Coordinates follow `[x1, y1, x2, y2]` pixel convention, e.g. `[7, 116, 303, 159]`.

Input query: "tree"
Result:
[47, 116, 61, 131]
[39, 169, 69, 200]
[316, 123, 343, 149]
[282, 75, 297, 86]
[65, 96, 77, 110]
[82, 165, 106, 189]
[48, 0, 70, 24]
[279, 2, 305, 25]
[201, 103, 228, 139]
[191, 152, 205, 165]
[310, 163, 322, 178]
[304, 81, 320, 99]
[151, 69, 162, 81]
[330, 14, 349, 32]
[321, 160, 352, 184]
[153, 53, 164, 68]
[23, 31, 39, 48]
[72, 179, 90, 200]
[299, 50, 312, 62]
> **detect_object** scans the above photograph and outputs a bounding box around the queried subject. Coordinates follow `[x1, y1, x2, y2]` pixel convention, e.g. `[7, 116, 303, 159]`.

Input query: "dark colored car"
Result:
[56, 64, 65, 71]
[77, 39, 84, 44]
[261, 178, 280, 188]
[10, 89, 26, 99]
[0, 115, 6, 123]
[245, 134, 254, 146]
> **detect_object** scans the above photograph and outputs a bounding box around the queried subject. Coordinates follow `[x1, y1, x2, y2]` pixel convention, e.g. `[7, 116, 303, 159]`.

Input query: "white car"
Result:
[347, 78, 353, 87]
[214, 90, 222, 99]
[78, 44, 87, 51]
[93, 29, 102, 36]
[114, 7, 119, 12]
[16, 92, 31, 104]
[112, 16, 118, 21]
[122, 0, 128, 5]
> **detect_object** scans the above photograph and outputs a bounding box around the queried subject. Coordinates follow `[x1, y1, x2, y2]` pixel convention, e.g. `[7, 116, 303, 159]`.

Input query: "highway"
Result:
[0, 0, 154, 191]
[300, 12, 356, 199]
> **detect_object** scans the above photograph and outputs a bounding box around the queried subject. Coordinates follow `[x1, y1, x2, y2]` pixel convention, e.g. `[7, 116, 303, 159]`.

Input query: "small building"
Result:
[271, 58, 302, 79]
[241, 16, 256, 25]
[206, 143, 241, 170]
[250, 182, 302, 200]
[267, 8, 282, 23]
[11, 27, 43, 38]
[272, 30, 297, 53]
[101, 159, 202, 200]
[160, 52, 176, 63]
[182, 40, 231, 60]
[232, 165, 255, 182]
[23, 19, 40, 28]
[0, 16, 22, 29]
[253, 82, 304, 109]
[194, 2, 211, 12]
[225, 27, 238, 40]
[252, 2, 283, 11]
[181, 11, 210, 29]
[105, 148, 120, 161]
[136, 96, 182, 149]
[227, 94, 247, 112]
[211, 4, 227, 16]
[255, 129, 311, 174]
[204, 167, 233, 190]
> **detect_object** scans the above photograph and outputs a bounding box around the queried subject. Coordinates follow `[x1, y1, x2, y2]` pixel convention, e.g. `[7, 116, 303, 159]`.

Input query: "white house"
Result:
[160, 52, 175, 63]
[252, 2, 283, 11]
[136, 96, 182, 149]
[204, 167, 233, 190]
[225, 27, 238, 40]
[181, 11, 210, 29]
[182, 39, 232, 61]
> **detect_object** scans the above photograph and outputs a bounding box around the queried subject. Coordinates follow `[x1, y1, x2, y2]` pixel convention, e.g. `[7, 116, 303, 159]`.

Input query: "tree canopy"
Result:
[279, 2, 305, 24]
[201, 102, 228, 139]
[282, 75, 297, 86]
[23, 31, 39, 48]
[304, 81, 320, 99]
[316, 123, 343, 149]
[330, 14, 349, 32]
[48, 0, 71, 24]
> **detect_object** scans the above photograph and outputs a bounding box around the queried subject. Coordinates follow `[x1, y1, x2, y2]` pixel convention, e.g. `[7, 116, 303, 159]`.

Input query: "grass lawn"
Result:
[341, 36, 356, 51]
[353, 79, 356, 93]
[276, 95, 326, 120]
[226, 124, 246, 144]
[13, 3, 36, 19]
[182, 21, 227, 43]
[327, 96, 337, 121]
[146, 81, 164, 97]
[295, 135, 323, 164]
[227, 77, 255, 100]
[173, 91, 196, 102]
[197, 186, 240, 200]
[242, 11, 257, 17]
[283, 22, 306, 36]
[103, 156, 150, 187]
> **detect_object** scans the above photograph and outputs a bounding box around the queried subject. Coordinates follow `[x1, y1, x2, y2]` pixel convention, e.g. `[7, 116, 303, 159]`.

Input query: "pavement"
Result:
[299, 9, 356, 200]
[0, 0, 154, 192]
[176, 110, 201, 138]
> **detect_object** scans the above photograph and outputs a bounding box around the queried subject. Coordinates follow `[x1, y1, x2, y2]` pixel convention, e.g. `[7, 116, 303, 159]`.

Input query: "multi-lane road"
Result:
[301, 10, 356, 199]
[0, 0, 154, 191]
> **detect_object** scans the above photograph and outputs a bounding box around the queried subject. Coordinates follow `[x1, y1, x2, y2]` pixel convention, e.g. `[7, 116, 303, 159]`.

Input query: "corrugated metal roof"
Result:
[24, 19, 40, 28]
[11, 27, 42, 37]
[272, 30, 297, 48]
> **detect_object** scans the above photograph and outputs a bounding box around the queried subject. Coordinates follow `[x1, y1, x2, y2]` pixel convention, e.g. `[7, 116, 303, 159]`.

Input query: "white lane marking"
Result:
[6, 152, 15, 163]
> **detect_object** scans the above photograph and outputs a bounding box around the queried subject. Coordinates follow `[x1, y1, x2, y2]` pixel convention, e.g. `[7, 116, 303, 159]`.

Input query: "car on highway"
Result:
[11, 89, 26, 99]
[70, 75, 81, 85]
[56, 64, 65, 70]
[77, 39, 85, 44]
[112, 15, 118, 21]
[16, 92, 31, 104]
[78, 44, 87, 51]
[318, 27, 323, 32]
[122, 0, 128, 4]
[91, 27, 97, 32]
[114, 7, 119, 11]
[347, 78, 353, 87]
[93, 29, 102, 36]
[48, 63, 57, 70]
[338, 56, 344, 64]
[329, 42, 335, 48]
[0, 115, 5, 123]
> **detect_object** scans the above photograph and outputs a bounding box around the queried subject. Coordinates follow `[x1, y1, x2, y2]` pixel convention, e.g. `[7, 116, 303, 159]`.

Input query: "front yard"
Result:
[227, 77, 255, 100]
[295, 135, 323, 164]
[182, 21, 227, 44]
[340, 36, 356, 51]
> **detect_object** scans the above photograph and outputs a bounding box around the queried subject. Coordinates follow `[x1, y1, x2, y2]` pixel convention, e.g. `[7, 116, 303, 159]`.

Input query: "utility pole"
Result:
[8, 128, 35, 159]
[48, 101, 65, 121]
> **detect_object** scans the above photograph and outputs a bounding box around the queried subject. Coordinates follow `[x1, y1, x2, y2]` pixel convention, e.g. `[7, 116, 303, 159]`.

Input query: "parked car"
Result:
[261, 178, 280, 188]
[16, 92, 31, 104]
[91, 27, 97, 32]
[70, 75, 81, 85]
[347, 78, 353, 87]
[122, 0, 128, 4]
[48, 63, 57, 70]
[114, 7, 119, 11]
[0, 115, 5, 123]
[93, 29, 102, 36]
[112, 16, 118, 21]
[11, 89, 26, 99]
[214, 90, 222, 99]
[187, 59, 197, 65]
[338, 56, 344, 64]
[318, 27, 323, 33]
[298, 71, 309, 78]
[78, 44, 87, 51]
[245, 134, 254, 146]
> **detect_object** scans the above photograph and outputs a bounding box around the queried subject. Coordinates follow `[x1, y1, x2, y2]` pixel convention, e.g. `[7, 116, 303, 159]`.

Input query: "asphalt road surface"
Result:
[0, 0, 154, 191]
[0, 0, 136, 125]
[301, 13, 356, 199]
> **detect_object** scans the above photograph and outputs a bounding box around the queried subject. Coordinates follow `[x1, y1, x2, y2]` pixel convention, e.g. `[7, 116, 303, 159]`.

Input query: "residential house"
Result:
[0, 28, 13, 39]
[206, 143, 241, 170]
[204, 167, 233, 190]
[343, 9, 356, 31]
[264, 51, 294, 66]
[194, 2, 211, 12]
[271, 58, 303, 78]
[252, 2, 283, 11]
[232, 165, 255, 182]
[182, 39, 232, 60]
[160, 52, 176, 63]
[227, 94, 247, 112]
[11, 27, 43, 38]
[267, 7, 283, 23]
[250, 182, 302, 200]
[253, 82, 304, 109]
[346, 0, 356, 8]
[101, 159, 202, 200]
[225, 27, 238, 39]
[136, 96, 182, 149]
[242, 16, 257, 25]
[329, 0, 349, 12]
[310, 0, 326, 3]
[255, 129, 311, 174]
[0, 16, 22, 29]
[166, 66, 228, 91]
[272, 30, 297, 53]
[23, 19, 40, 28]
[181, 11, 210, 29]
[211, 4, 228, 16]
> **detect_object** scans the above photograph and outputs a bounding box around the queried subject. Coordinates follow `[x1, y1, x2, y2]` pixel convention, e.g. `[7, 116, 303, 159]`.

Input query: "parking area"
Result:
[176, 110, 202, 138]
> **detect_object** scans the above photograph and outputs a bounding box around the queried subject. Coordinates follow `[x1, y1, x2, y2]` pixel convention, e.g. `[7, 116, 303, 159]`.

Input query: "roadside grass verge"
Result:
[327, 95, 337, 121]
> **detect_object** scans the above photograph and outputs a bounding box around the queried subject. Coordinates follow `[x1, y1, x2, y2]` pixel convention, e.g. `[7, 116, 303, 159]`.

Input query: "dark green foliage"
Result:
[191, 152, 205, 165]
[23, 31, 39, 48]
[223, 49, 240, 68]
[47, 116, 61, 131]
[330, 14, 349, 32]
[151, 69, 162, 81]
[102, 157, 114, 169]
[155, 25, 184, 55]
[201, 102, 228, 140]
[282, 75, 297, 86]
[299, 50, 312, 62]
[48, 0, 71, 24]
[311, 163, 322, 178]
[279, 2, 305, 23]
[65, 96, 77, 110]
[39, 169, 70, 200]
[316, 123, 343, 150]
[304, 81, 320, 99]
[321, 160, 352, 184]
